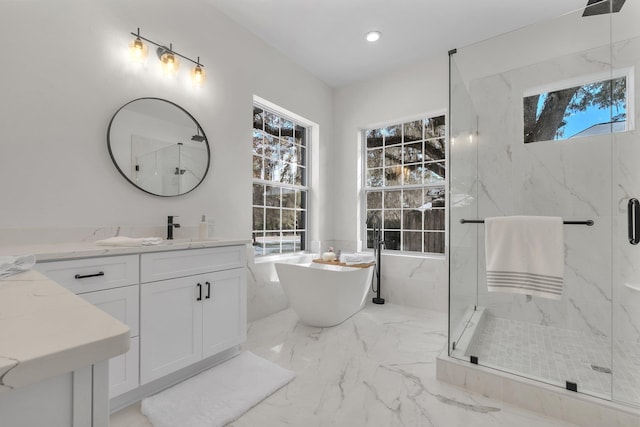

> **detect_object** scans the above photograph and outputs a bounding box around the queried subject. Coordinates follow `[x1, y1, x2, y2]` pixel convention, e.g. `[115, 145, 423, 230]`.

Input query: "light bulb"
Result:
[191, 64, 206, 86]
[161, 51, 179, 75]
[129, 37, 148, 63]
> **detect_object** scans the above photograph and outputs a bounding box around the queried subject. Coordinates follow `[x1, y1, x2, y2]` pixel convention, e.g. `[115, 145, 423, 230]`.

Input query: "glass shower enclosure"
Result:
[449, 1, 640, 406]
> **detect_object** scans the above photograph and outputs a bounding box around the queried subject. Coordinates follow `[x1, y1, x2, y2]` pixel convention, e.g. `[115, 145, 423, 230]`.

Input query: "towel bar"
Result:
[460, 219, 594, 226]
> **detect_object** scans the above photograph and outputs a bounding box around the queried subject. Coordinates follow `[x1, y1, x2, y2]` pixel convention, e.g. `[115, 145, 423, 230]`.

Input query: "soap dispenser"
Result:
[198, 215, 208, 240]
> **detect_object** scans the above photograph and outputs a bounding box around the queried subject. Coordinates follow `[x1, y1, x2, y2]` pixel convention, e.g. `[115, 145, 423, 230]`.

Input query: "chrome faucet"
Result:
[167, 216, 181, 240]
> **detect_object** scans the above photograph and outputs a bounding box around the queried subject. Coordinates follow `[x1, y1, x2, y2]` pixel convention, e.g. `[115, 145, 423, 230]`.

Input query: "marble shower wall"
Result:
[465, 43, 617, 338]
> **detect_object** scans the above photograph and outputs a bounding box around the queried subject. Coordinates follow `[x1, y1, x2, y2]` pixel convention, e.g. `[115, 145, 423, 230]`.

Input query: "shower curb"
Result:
[436, 353, 640, 427]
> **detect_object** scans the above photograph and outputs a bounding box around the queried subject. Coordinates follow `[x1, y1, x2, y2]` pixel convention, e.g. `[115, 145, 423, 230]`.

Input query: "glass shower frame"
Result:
[448, 1, 640, 407]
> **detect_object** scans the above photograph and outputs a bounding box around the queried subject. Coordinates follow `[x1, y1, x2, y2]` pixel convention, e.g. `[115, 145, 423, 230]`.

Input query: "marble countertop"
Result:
[0, 270, 130, 391]
[0, 238, 251, 262]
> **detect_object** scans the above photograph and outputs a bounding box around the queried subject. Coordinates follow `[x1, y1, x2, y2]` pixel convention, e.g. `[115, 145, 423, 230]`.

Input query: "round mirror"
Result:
[107, 97, 210, 197]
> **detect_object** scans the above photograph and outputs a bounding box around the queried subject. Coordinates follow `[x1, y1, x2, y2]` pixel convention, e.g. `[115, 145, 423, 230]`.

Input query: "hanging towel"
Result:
[485, 216, 564, 300]
[0, 255, 36, 279]
[95, 236, 163, 247]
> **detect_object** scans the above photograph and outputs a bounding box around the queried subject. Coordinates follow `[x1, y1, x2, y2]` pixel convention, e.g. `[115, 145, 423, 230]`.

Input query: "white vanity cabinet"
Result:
[34, 255, 140, 398]
[139, 246, 246, 384]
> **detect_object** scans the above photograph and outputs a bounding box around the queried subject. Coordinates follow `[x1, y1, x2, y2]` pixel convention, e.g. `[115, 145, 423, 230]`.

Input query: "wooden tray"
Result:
[312, 259, 375, 269]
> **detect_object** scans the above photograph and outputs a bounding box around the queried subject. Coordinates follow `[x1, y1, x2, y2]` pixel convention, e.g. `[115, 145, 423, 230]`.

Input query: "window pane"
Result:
[265, 185, 280, 207]
[403, 189, 423, 209]
[403, 231, 422, 251]
[403, 120, 422, 142]
[384, 231, 401, 250]
[403, 142, 422, 163]
[524, 76, 627, 143]
[282, 209, 296, 231]
[253, 207, 264, 230]
[282, 232, 300, 252]
[281, 120, 294, 142]
[424, 209, 445, 230]
[252, 183, 264, 206]
[384, 210, 401, 229]
[425, 138, 445, 160]
[367, 168, 384, 187]
[264, 232, 281, 255]
[384, 125, 402, 145]
[295, 166, 305, 186]
[253, 232, 265, 256]
[281, 140, 296, 164]
[384, 167, 402, 186]
[367, 149, 383, 168]
[296, 210, 305, 230]
[385, 146, 402, 167]
[425, 115, 446, 138]
[366, 191, 382, 209]
[253, 130, 264, 155]
[296, 191, 306, 209]
[404, 164, 423, 185]
[252, 156, 263, 179]
[384, 190, 401, 209]
[403, 210, 422, 231]
[297, 145, 306, 165]
[427, 186, 446, 207]
[366, 128, 383, 148]
[265, 111, 280, 136]
[295, 125, 306, 146]
[253, 107, 264, 130]
[424, 162, 445, 183]
[425, 232, 445, 253]
[265, 208, 280, 230]
[264, 134, 278, 160]
[281, 188, 296, 208]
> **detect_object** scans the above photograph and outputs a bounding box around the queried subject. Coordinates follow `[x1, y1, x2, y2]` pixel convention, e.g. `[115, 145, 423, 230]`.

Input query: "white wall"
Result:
[0, 0, 333, 321]
[332, 58, 450, 312]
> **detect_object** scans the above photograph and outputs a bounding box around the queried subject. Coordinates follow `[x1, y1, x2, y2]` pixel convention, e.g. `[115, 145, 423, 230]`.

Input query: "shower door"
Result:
[612, 0, 640, 407]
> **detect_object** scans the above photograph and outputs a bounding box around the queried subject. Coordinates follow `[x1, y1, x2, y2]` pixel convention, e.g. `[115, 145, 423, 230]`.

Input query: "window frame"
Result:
[252, 100, 310, 258]
[361, 112, 447, 256]
[523, 67, 634, 142]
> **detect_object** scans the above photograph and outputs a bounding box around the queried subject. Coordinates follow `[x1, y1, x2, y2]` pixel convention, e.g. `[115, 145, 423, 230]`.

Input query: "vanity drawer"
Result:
[35, 255, 139, 294]
[140, 246, 245, 283]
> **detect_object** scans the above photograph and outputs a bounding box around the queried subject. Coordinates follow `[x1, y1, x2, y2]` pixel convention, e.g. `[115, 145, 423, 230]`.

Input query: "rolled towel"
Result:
[0, 255, 36, 279]
[95, 236, 163, 247]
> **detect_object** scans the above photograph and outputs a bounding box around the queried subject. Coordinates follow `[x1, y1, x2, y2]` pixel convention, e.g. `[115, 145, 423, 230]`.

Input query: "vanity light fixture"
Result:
[129, 28, 205, 85]
[365, 30, 382, 42]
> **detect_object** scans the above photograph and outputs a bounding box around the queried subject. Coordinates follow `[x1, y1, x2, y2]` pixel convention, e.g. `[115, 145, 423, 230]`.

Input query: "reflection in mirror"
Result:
[107, 98, 210, 196]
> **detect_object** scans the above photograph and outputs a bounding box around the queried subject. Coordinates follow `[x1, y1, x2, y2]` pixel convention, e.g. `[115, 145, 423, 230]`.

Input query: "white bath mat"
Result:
[141, 351, 295, 427]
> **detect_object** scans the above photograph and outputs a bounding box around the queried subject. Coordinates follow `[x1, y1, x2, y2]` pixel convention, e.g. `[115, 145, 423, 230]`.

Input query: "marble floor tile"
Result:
[111, 304, 578, 426]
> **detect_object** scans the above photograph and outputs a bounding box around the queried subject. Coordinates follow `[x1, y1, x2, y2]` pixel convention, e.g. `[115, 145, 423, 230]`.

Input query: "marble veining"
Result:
[0, 270, 129, 390]
[111, 304, 578, 427]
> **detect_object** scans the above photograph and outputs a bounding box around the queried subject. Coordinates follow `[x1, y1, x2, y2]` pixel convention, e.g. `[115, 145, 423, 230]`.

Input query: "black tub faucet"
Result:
[167, 216, 181, 240]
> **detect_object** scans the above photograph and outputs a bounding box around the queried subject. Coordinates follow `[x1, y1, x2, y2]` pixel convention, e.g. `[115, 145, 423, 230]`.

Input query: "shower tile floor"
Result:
[111, 304, 579, 426]
[466, 314, 640, 404]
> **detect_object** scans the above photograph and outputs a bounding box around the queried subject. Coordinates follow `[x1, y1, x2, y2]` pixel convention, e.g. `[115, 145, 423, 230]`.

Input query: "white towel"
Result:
[0, 255, 36, 279]
[95, 236, 163, 247]
[485, 216, 564, 300]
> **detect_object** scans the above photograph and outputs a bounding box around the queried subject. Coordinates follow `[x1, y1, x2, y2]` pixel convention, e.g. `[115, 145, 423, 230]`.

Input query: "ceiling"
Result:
[209, 0, 589, 88]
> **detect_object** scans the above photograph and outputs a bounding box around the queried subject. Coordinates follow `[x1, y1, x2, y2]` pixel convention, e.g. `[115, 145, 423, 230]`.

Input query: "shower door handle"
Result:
[628, 198, 639, 245]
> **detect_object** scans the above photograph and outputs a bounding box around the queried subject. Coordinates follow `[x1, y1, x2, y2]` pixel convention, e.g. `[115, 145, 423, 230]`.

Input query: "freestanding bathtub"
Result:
[275, 261, 374, 327]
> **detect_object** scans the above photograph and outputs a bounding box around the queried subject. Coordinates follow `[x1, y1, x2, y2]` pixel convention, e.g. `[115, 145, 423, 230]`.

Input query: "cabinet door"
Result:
[140, 277, 203, 384]
[81, 286, 139, 398]
[202, 269, 247, 359]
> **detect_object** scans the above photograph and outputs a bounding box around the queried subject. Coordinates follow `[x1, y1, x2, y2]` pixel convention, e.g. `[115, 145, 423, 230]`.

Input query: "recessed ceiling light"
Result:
[365, 31, 382, 42]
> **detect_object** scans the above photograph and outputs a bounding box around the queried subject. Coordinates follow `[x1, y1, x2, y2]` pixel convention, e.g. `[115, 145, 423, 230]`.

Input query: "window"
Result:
[523, 69, 632, 143]
[252, 104, 308, 256]
[363, 114, 446, 254]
